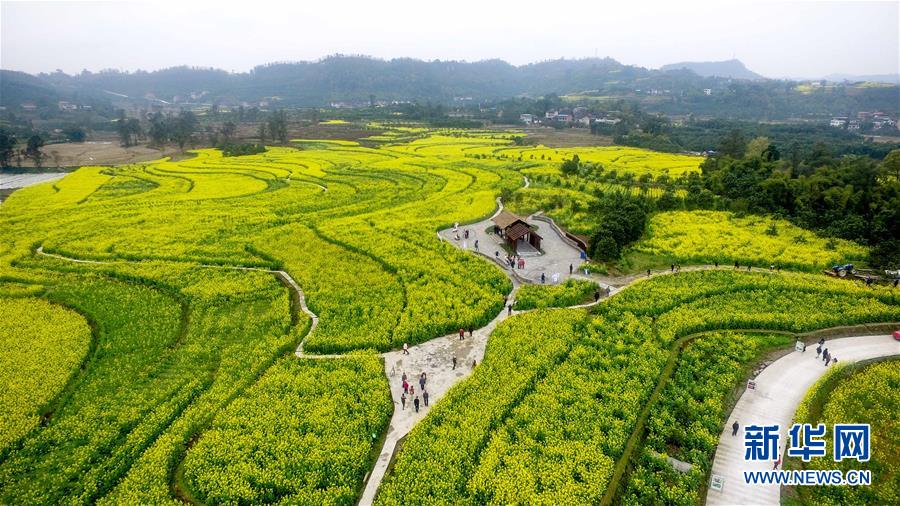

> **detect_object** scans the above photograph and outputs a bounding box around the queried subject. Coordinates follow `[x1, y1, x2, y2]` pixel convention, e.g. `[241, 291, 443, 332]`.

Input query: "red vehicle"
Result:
[894, 330, 900, 341]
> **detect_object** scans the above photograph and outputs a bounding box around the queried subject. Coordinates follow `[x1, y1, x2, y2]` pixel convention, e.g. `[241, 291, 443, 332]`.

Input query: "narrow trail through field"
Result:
[35, 224, 863, 506]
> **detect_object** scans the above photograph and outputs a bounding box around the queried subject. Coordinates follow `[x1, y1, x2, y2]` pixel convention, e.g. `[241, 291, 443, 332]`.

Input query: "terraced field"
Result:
[1, 130, 896, 505]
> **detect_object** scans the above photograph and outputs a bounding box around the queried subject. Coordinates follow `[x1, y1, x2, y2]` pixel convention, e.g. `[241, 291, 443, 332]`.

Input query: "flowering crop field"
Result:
[628, 210, 868, 271]
[0, 129, 894, 505]
[789, 359, 900, 505]
[378, 270, 899, 504]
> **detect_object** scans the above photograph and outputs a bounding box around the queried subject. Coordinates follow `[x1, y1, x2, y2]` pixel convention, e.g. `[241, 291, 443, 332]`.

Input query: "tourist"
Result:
[734, 261, 739, 270]
[452, 356, 457, 370]
[606, 286, 611, 297]
[495, 250, 500, 259]
[423, 390, 429, 407]
[747, 265, 751, 272]
[647, 269, 651, 277]
[732, 420, 739, 436]
[401, 392, 407, 410]
[414, 396, 420, 413]
[469, 327, 474, 338]
[402, 379, 409, 393]
[472, 359, 477, 368]
[822, 348, 829, 363]
[419, 373, 426, 391]
[816, 345, 822, 358]
[594, 290, 600, 302]
[715, 260, 719, 268]
[818, 337, 825, 347]
[569, 264, 573, 275]
[825, 356, 831, 366]
[671, 263, 675, 272]
[541, 273, 546, 284]
[832, 357, 838, 366]
[402, 371, 407, 382]
[403, 342, 409, 355]
[507, 304, 512, 316]
[459, 328, 465, 340]
[519, 258, 525, 269]
[474, 239, 479, 251]
[409, 384, 415, 397]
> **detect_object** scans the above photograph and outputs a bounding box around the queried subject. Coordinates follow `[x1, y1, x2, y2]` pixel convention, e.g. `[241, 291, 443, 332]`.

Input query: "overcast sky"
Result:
[2, 0, 898, 78]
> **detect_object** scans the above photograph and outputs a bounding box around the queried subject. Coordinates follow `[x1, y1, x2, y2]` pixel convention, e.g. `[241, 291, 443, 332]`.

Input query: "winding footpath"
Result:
[706, 334, 899, 506]
[33, 239, 898, 505]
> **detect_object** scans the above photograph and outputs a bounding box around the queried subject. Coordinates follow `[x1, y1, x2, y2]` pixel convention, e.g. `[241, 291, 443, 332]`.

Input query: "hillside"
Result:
[660, 59, 764, 80]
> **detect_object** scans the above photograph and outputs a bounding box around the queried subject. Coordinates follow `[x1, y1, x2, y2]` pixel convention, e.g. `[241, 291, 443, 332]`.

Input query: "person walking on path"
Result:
[419, 373, 426, 391]
[507, 304, 513, 316]
[401, 392, 407, 410]
[822, 348, 830, 363]
[459, 328, 465, 340]
[403, 342, 409, 355]
[714, 260, 719, 268]
[452, 356, 457, 370]
[606, 286, 611, 297]
[732, 421, 739, 436]
[734, 261, 739, 270]
[402, 379, 409, 393]
[472, 359, 477, 368]
[816, 345, 822, 358]
[474, 239, 479, 251]
[671, 263, 675, 273]
[825, 355, 832, 366]
[414, 396, 420, 413]
[569, 264, 573, 275]
[409, 384, 414, 397]
[647, 269, 651, 277]
[541, 273, 546, 284]
[469, 328, 474, 338]
[423, 390, 429, 407]
[594, 290, 600, 302]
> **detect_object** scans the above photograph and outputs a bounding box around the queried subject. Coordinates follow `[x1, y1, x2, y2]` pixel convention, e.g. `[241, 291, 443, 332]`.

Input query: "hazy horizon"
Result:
[2, 0, 898, 79]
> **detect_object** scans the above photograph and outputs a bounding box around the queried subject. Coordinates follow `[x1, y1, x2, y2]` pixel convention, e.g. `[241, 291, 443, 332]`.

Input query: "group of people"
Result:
[815, 338, 837, 366]
[400, 371, 430, 413]
[499, 254, 525, 270]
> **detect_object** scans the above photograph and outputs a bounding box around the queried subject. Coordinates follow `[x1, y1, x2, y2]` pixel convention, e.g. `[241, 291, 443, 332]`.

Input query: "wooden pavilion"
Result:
[491, 211, 541, 253]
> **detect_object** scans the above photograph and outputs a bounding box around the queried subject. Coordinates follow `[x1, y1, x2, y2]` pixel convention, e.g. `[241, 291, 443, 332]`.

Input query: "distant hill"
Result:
[660, 59, 764, 80]
[2, 56, 897, 121]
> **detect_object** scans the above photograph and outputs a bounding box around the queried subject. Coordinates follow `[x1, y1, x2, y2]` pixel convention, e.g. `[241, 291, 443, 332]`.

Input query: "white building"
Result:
[520, 113, 533, 124]
[703, 89, 712, 96]
[829, 117, 847, 128]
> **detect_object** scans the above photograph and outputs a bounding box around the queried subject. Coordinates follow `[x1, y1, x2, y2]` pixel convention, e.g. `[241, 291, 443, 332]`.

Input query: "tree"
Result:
[0, 129, 17, 168]
[746, 136, 770, 159]
[220, 121, 236, 144]
[718, 128, 747, 158]
[258, 122, 268, 144]
[147, 112, 169, 147]
[25, 135, 45, 167]
[560, 154, 580, 176]
[63, 126, 87, 143]
[268, 110, 288, 144]
[882, 149, 900, 180]
[170, 110, 197, 152]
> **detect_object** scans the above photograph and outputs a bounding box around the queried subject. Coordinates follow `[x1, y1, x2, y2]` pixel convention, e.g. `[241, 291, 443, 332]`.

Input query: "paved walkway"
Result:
[706, 334, 899, 506]
[357, 283, 520, 505]
[437, 215, 585, 285]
